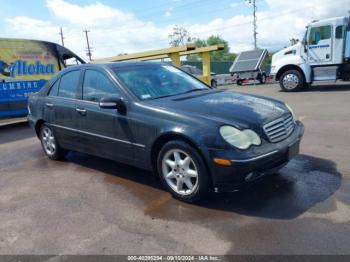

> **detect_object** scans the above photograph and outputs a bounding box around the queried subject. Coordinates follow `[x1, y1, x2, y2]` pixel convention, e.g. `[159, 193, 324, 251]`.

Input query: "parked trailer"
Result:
[229, 49, 269, 85]
[215, 74, 236, 86]
[0, 38, 84, 119]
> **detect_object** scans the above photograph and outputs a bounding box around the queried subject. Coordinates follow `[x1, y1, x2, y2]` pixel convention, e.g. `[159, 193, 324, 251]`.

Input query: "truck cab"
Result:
[271, 16, 350, 91]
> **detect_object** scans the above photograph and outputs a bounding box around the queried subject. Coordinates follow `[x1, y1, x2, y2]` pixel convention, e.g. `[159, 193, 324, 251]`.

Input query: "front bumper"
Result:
[27, 114, 36, 129]
[206, 121, 304, 192]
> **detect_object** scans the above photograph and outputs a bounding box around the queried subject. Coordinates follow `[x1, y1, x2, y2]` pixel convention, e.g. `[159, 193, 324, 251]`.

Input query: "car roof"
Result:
[106, 61, 166, 68]
[67, 61, 166, 70]
[58, 61, 171, 76]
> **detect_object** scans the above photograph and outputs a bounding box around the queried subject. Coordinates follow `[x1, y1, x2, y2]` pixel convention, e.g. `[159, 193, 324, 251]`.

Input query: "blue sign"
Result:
[309, 44, 330, 49]
[0, 80, 47, 102]
[9, 60, 55, 77]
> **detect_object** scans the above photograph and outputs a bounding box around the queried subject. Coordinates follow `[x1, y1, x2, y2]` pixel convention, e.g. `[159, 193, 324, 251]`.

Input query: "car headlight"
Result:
[285, 103, 297, 121]
[219, 125, 261, 150]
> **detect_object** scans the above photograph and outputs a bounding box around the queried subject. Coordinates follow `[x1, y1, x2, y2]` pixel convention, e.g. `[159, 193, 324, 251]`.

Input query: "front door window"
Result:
[307, 25, 332, 64]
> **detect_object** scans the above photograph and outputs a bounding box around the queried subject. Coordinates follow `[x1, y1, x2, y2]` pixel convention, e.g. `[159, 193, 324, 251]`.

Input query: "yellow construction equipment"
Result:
[93, 44, 225, 85]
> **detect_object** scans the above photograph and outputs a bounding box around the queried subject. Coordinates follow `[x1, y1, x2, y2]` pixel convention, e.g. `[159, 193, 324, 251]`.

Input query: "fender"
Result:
[270, 43, 312, 83]
[271, 43, 312, 83]
[275, 62, 312, 83]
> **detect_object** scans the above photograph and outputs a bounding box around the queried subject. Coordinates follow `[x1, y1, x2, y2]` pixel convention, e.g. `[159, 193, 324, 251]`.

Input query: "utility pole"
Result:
[83, 29, 93, 62]
[59, 26, 64, 46]
[246, 0, 257, 49]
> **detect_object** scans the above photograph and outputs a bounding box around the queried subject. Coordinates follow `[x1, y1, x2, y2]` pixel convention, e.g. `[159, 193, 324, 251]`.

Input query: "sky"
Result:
[1, 0, 350, 61]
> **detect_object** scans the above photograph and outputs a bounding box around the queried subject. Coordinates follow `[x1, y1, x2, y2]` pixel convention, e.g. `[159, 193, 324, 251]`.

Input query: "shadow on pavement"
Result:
[66, 152, 342, 221]
[275, 83, 350, 92]
[0, 122, 33, 144]
[198, 154, 342, 219]
[305, 84, 350, 92]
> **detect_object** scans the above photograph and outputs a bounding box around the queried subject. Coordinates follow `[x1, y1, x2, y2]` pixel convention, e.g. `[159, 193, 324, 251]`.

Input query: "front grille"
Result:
[263, 114, 295, 143]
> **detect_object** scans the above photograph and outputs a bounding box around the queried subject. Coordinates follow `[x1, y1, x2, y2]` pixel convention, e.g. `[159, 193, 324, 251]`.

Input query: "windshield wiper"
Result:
[149, 89, 209, 100]
[180, 88, 208, 95]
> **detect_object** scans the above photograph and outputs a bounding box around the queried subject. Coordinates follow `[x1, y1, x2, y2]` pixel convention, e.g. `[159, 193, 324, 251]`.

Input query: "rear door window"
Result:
[58, 70, 80, 99]
[335, 25, 345, 39]
[48, 79, 59, 96]
[345, 29, 350, 59]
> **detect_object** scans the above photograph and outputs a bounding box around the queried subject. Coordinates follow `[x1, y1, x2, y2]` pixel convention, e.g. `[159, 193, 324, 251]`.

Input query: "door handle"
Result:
[45, 103, 53, 108]
[76, 108, 87, 115]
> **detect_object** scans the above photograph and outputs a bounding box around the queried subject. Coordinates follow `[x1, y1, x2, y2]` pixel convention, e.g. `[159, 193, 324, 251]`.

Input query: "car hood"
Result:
[145, 90, 289, 129]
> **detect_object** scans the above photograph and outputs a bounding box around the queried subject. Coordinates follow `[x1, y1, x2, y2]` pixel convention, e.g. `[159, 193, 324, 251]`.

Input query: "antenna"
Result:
[59, 26, 65, 47]
[83, 29, 93, 62]
[246, 0, 258, 49]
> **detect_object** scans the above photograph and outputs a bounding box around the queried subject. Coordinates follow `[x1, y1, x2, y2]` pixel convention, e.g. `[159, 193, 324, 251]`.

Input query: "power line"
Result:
[125, 0, 203, 18]
[136, 0, 221, 21]
[96, 0, 330, 48]
[83, 29, 93, 62]
[144, 0, 232, 27]
[68, 0, 347, 58]
[62, 0, 231, 43]
[92, 4, 242, 50]
[123, 0, 348, 49]
[82, 0, 226, 34]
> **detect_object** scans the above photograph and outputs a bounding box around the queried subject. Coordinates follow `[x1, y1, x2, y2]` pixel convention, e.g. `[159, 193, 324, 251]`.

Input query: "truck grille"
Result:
[263, 114, 295, 143]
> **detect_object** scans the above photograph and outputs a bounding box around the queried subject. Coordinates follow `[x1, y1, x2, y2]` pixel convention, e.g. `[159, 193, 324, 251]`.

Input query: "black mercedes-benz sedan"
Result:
[28, 62, 304, 202]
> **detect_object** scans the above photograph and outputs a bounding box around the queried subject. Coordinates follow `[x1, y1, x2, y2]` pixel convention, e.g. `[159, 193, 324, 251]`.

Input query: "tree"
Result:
[168, 27, 237, 62]
[206, 35, 236, 61]
[266, 52, 274, 65]
[168, 26, 194, 47]
[187, 35, 237, 62]
[186, 38, 207, 61]
[193, 38, 207, 48]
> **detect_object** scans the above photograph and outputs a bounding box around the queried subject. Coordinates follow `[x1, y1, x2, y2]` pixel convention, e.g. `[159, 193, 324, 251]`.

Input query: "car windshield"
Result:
[113, 64, 209, 100]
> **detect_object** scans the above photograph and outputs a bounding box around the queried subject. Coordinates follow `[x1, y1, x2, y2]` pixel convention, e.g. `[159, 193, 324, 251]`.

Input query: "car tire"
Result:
[236, 79, 243, 86]
[211, 80, 217, 88]
[279, 70, 304, 92]
[40, 124, 67, 160]
[157, 140, 210, 202]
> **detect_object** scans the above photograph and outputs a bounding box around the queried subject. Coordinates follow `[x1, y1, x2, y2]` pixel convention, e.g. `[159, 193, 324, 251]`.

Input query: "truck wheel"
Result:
[279, 70, 304, 92]
[236, 79, 243, 86]
[157, 140, 210, 202]
[259, 73, 266, 84]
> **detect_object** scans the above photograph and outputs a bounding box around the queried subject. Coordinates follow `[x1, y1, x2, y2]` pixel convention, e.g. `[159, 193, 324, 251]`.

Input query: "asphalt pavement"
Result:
[0, 83, 349, 255]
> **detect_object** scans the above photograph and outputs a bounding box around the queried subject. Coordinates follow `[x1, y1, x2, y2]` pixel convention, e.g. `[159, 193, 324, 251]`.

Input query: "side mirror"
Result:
[301, 39, 308, 53]
[99, 96, 126, 113]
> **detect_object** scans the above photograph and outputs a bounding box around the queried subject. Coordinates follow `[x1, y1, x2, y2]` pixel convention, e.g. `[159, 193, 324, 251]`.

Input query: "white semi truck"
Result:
[270, 16, 350, 91]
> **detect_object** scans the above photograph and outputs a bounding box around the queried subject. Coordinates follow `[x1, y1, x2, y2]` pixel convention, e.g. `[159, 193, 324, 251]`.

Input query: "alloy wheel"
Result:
[161, 149, 199, 195]
[41, 126, 56, 156]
